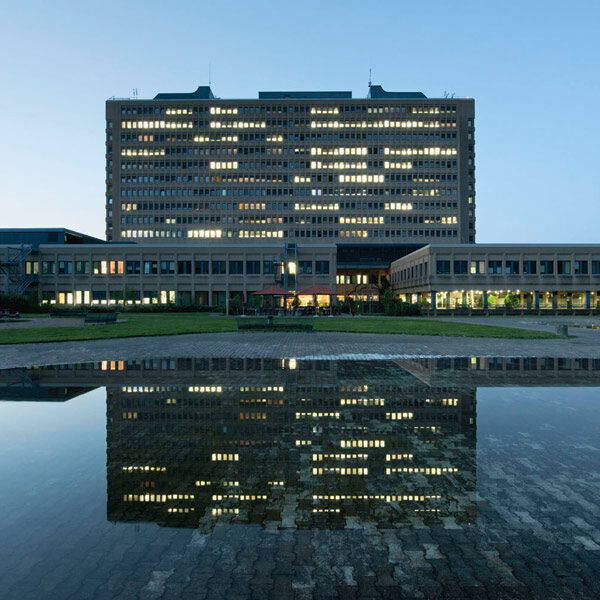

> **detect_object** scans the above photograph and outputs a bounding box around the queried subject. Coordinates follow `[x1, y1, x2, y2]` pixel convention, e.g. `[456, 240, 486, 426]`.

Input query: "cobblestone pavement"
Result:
[2, 385, 599, 600]
[1, 327, 599, 369]
[0, 316, 84, 329]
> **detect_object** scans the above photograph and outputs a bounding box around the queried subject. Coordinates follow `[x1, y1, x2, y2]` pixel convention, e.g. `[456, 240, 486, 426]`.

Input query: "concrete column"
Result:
[585, 291, 591, 310]
[534, 291, 540, 310]
[208, 252, 213, 307]
[4, 248, 9, 294]
[483, 291, 488, 310]
[462, 291, 467, 308]
[552, 292, 558, 310]
[431, 291, 437, 315]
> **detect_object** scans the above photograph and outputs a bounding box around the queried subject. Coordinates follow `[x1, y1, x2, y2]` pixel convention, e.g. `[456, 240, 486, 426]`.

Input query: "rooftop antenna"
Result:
[208, 62, 211, 87]
[132, 88, 138, 99]
[368, 68, 372, 87]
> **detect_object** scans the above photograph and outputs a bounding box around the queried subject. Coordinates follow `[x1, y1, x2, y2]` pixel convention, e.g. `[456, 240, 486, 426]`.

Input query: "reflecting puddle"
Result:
[1, 357, 600, 599]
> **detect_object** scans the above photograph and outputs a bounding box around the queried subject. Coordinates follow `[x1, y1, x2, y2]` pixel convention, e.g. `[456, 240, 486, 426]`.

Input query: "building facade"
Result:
[0, 232, 336, 306]
[391, 244, 600, 311]
[4, 84, 597, 312]
[106, 85, 476, 261]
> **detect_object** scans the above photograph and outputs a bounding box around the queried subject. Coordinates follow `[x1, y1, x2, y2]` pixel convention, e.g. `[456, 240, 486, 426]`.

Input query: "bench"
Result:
[0, 313, 24, 322]
[236, 317, 313, 332]
[84, 312, 119, 324]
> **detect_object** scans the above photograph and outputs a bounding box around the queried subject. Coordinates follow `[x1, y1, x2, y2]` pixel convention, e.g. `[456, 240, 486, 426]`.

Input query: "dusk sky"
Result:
[1, 0, 598, 242]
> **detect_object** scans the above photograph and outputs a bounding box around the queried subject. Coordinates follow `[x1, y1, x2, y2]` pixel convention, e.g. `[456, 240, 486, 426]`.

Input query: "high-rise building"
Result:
[106, 84, 475, 289]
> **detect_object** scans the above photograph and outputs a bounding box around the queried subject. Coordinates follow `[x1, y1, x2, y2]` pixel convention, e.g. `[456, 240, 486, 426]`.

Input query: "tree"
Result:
[230, 294, 243, 315]
[381, 288, 395, 316]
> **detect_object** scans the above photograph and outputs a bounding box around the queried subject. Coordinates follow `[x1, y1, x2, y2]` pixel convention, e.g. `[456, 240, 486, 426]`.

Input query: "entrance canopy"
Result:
[252, 286, 294, 296]
[297, 285, 338, 296]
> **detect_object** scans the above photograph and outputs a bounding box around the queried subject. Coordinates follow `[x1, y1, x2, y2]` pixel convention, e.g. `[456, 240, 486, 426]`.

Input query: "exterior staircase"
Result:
[0, 245, 38, 296]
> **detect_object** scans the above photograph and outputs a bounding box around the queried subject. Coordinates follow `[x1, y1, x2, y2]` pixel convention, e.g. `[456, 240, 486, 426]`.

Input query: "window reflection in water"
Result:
[3, 356, 600, 532]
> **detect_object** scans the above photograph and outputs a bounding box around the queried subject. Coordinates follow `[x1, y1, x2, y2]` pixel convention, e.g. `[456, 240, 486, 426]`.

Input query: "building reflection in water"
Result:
[106, 358, 477, 531]
[2, 356, 599, 531]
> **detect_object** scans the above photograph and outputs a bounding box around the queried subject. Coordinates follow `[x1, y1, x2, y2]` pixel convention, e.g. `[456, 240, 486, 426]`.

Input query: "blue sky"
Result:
[1, 0, 598, 242]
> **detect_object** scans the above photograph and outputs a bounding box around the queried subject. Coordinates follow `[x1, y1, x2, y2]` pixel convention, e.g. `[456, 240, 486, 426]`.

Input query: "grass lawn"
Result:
[0, 313, 236, 345]
[313, 317, 559, 339]
[0, 313, 560, 344]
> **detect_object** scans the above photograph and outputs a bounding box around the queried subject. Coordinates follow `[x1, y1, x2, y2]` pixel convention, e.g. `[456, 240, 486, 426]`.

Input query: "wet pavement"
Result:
[1, 357, 599, 599]
[2, 328, 600, 370]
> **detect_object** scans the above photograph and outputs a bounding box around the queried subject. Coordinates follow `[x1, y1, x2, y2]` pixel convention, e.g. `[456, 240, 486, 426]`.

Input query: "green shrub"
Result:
[504, 293, 521, 308]
[0, 293, 38, 313]
[380, 289, 421, 316]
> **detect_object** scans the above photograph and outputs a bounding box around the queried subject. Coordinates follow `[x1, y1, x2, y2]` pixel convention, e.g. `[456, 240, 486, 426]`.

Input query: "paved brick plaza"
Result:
[1, 324, 599, 369]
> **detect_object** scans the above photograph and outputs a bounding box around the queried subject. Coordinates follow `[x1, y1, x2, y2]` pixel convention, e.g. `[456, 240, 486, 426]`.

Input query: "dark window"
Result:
[263, 260, 275, 275]
[75, 261, 88, 275]
[592, 261, 600, 275]
[229, 260, 244, 274]
[505, 260, 519, 275]
[212, 260, 226, 275]
[488, 260, 502, 275]
[126, 261, 140, 275]
[574, 260, 588, 275]
[177, 260, 192, 274]
[42, 261, 55, 275]
[194, 260, 209, 274]
[523, 260, 536, 275]
[144, 261, 158, 275]
[160, 261, 175, 275]
[557, 260, 571, 275]
[143, 290, 158, 302]
[58, 261, 72, 275]
[246, 260, 261, 275]
[453, 260, 467, 274]
[436, 260, 450, 275]
[299, 260, 313, 274]
[540, 260, 554, 275]
[315, 260, 329, 275]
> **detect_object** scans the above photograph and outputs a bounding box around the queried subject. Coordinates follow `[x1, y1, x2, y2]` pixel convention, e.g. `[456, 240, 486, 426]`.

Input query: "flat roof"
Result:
[0, 228, 106, 245]
[423, 243, 600, 249]
[391, 243, 600, 265]
[259, 91, 352, 99]
[0, 242, 337, 251]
